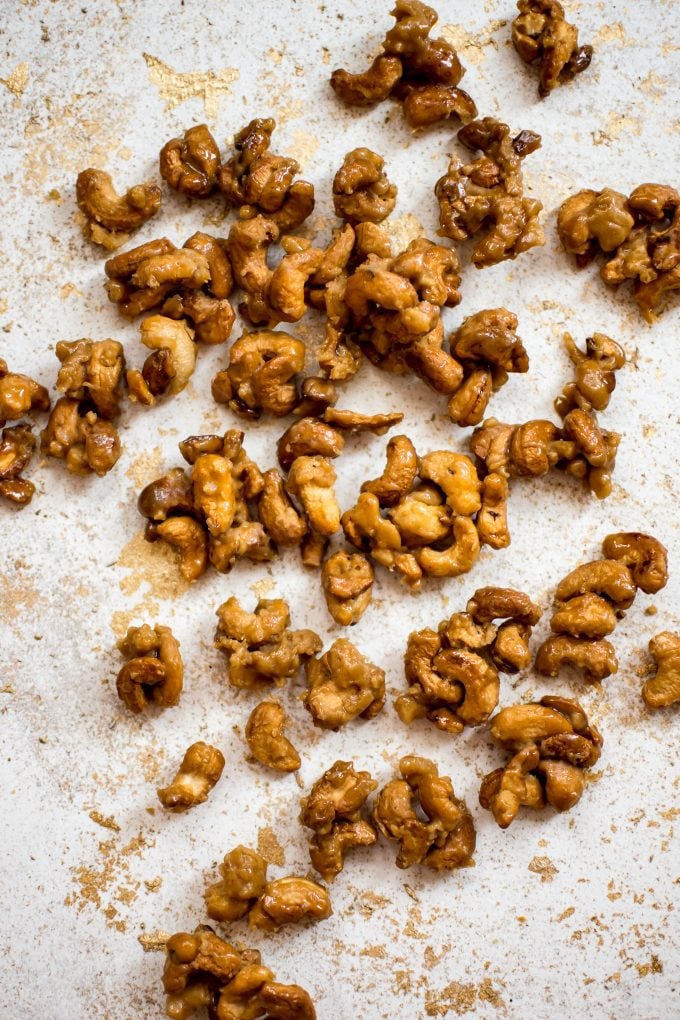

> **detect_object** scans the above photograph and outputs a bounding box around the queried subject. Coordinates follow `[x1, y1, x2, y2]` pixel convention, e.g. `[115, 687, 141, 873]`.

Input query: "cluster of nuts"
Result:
[41, 339, 125, 477]
[479, 696, 602, 829]
[340, 437, 502, 590]
[163, 927, 315, 1019]
[75, 168, 161, 250]
[535, 531, 669, 683]
[0, 360, 50, 506]
[396, 587, 542, 733]
[470, 332, 625, 503]
[205, 845, 332, 933]
[557, 183, 680, 320]
[214, 597, 385, 766]
[115, 623, 183, 713]
[330, 0, 477, 129]
[511, 0, 593, 98]
[302, 755, 475, 876]
[435, 117, 544, 268]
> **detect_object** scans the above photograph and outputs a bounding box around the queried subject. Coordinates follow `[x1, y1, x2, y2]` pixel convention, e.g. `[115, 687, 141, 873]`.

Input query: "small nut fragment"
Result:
[248, 877, 332, 933]
[0, 424, 37, 507]
[304, 639, 386, 729]
[511, 0, 593, 98]
[76, 168, 161, 248]
[373, 755, 476, 870]
[321, 551, 374, 626]
[157, 741, 225, 811]
[332, 148, 397, 225]
[205, 846, 268, 922]
[245, 701, 301, 772]
[300, 760, 378, 882]
[644, 632, 680, 709]
[159, 124, 221, 197]
[115, 623, 183, 712]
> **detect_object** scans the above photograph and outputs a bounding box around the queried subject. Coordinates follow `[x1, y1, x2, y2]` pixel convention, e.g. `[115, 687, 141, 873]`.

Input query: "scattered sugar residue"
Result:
[0, 62, 29, 96]
[257, 826, 286, 866]
[125, 447, 164, 489]
[65, 832, 150, 932]
[385, 213, 425, 252]
[143, 54, 239, 120]
[117, 531, 190, 601]
[425, 978, 506, 1016]
[440, 20, 507, 66]
[592, 113, 642, 145]
[592, 22, 634, 46]
[288, 129, 319, 167]
[528, 855, 559, 882]
[250, 578, 276, 598]
[110, 601, 160, 640]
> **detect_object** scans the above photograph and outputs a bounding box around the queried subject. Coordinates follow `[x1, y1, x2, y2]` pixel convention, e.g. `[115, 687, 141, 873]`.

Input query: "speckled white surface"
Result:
[1, 1, 679, 1018]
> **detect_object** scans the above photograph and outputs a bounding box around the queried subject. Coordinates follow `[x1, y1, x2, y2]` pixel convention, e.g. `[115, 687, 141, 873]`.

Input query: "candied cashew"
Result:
[402, 84, 477, 129]
[137, 467, 194, 520]
[249, 877, 332, 933]
[644, 632, 680, 709]
[554, 333, 625, 416]
[550, 593, 618, 639]
[450, 308, 528, 373]
[535, 634, 617, 683]
[304, 639, 385, 728]
[140, 315, 197, 395]
[415, 516, 480, 578]
[361, 434, 418, 507]
[115, 623, 183, 712]
[55, 339, 125, 419]
[300, 760, 378, 882]
[277, 418, 345, 471]
[0, 424, 37, 506]
[557, 188, 634, 257]
[511, 0, 593, 98]
[258, 469, 308, 547]
[476, 472, 510, 549]
[330, 54, 404, 106]
[245, 701, 301, 772]
[225, 215, 279, 324]
[286, 456, 341, 537]
[157, 742, 225, 811]
[205, 846, 268, 922]
[191, 454, 236, 537]
[41, 397, 121, 476]
[373, 755, 475, 870]
[216, 330, 305, 417]
[323, 408, 404, 434]
[479, 745, 544, 828]
[601, 532, 668, 595]
[321, 551, 374, 626]
[0, 362, 50, 425]
[160, 124, 221, 197]
[554, 559, 637, 608]
[332, 148, 397, 225]
[76, 168, 161, 248]
[153, 517, 209, 582]
[418, 450, 481, 516]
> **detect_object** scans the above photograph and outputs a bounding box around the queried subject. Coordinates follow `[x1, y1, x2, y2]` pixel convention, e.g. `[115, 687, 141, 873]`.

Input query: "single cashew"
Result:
[155, 517, 209, 581]
[643, 632, 680, 709]
[601, 532, 669, 595]
[415, 516, 480, 577]
[418, 450, 482, 516]
[140, 316, 197, 395]
[535, 634, 618, 683]
[191, 453, 236, 536]
[245, 701, 301, 772]
[286, 456, 340, 536]
[361, 434, 418, 507]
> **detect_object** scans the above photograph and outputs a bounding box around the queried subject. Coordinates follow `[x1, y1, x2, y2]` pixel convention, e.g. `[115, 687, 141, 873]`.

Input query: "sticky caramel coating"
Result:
[157, 742, 225, 811]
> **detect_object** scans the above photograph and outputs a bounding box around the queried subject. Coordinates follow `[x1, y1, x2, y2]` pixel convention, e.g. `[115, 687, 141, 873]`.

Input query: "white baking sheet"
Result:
[1, 1, 679, 1017]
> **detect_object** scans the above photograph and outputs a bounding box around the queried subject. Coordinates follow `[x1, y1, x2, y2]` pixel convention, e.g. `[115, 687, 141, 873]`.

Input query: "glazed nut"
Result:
[140, 316, 196, 395]
[0, 364, 50, 425]
[137, 467, 194, 521]
[191, 452, 237, 537]
[40, 398, 121, 476]
[132, 248, 210, 290]
[159, 124, 221, 197]
[373, 755, 476, 871]
[557, 188, 634, 257]
[258, 468, 308, 547]
[277, 417, 345, 472]
[361, 434, 418, 507]
[555, 559, 637, 608]
[402, 84, 477, 129]
[155, 516, 209, 582]
[157, 741, 225, 811]
[162, 928, 245, 999]
[55, 339, 125, 419]
[450, 308, 528, 373]
[554, 332, 626, 416]
[245, 700, 301, 772]
[512, 0, 593, 97]
[467, 587, 541, 626]
[479, 746, 544, 828]
[304, 639, 385, 729]
[248, 877, 332, 933]
[205, 846, 269, 922]
[76, 168, 161, 244]
[332, 148, 397, 225]
[418, 450, 482, 516]
[0, 424, 37, 505]
[184, 231, 234, 300]
[550, 592, 618, 639]
[115, 623, 183, 712]
[535, 634, 618, 683]
[222, 330, 306, 417]
[644, 632, 680, 709]
[321, 551, 374, 626]
[330, 54, 404, 106]
[490, 703, 574, 747]
[300, 760, 378, 882]
[323, 407, 404, 435]
[286, 456, 341, 537]
[414, 515, 480, 579]
[601, 532, 669, 595]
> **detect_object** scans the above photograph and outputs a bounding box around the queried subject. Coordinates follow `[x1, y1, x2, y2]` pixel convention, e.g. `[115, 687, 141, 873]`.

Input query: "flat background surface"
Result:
[0, 1, 678, 1017]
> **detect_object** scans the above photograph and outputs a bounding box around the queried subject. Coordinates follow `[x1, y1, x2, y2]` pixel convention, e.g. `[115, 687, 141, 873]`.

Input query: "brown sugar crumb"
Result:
[257, 826, 286, 867]
[138, 930, 171, 952]
[636, 955, 664, 977]
[556, 906, 575, 922]
[88, 810, 120, 832]
[528, 855, 559, 882]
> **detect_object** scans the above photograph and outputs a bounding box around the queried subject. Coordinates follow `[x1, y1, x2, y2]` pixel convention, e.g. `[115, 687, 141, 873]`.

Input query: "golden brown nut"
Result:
[550, 593, 618, 639]
[414, 516, 480, 578]
[332, 148, 397, 225]
[76, 168, 161, 248]
[286, 456, 341, 537]
[330, 54, 404, 106]
[304, 639, 385, 728]
[157, 741, 225, 811]
[402, 84, 477, 129]
[475, 472, 510, 549]
[644, 632, 680, 709]
[300, 760, 378, 882]
[535, 634, 618, 683]
[55, 339, 125, 419]
[361, 434, 418, 507]
[183, 231, 233, 299]
[137, 467, 194, 521]
[435, 118, 544, 267]
[554, 559, 637, 609]
[160, 124, 221, 197]
[245, 701, 301, 772]
[205, 846, 269, 922]
[321, 551, 374, 626]
[153, 516, 209, 582]
[554, 333, 626, 416]
[277, 418, 345, 472]
[248, 877, 332, 933]
[191, 453, 236, 537]
[115, 623, 183, 712]
[0, 362, 50, 426]
[41, 398, 121, 476]
[418, 450, 481, 516]
[217, 330, 305, 418]
[322, 408, 404, 434]
[601, 532, 669, 595]
[258, 469, 308, 547]
[0, 424, 37, 506]
[214, 597, 322, 690]
[537, 759, 586, 811]
[479, 745, 544, 828]
[450, 308, 528, 373]
[557, 188, 634, 257]
[373, 755, 476, 870]
[512, 0, 593, 98]
[140, 316, 196, 396]
[225, 215, 279, 325]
